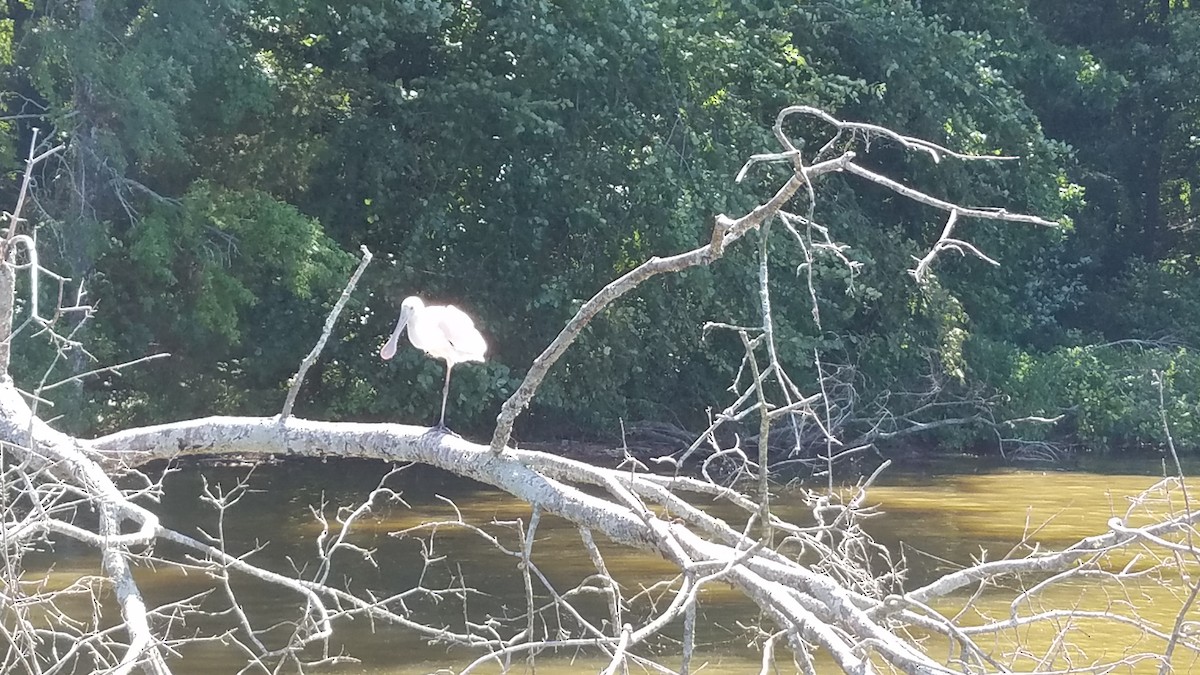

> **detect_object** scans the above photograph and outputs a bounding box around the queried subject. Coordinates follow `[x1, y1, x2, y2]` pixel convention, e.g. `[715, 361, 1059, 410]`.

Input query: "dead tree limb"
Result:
[280, 244, 373, 421]
[490, 106, 1056, 453]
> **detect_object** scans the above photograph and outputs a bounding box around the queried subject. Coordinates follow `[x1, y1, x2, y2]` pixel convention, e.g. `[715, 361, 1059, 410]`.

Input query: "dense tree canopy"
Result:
[2, 0, 1198, 454]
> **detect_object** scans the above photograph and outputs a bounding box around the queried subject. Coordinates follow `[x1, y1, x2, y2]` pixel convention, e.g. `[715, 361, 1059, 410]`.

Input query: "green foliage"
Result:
[4, 0, 1200, 456]
[88, 182, 354, 430]
[274, 0, 849, 433]
[1087, 257, 1200, 346]
[995, 342, 1200, 452]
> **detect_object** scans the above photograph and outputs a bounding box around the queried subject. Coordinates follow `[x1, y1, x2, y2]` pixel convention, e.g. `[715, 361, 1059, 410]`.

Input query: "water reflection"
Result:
[26, 457, 1200, 673]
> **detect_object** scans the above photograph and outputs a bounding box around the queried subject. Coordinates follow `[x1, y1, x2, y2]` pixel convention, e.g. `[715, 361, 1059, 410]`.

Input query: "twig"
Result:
[740, 330, 773, 543]
[1, 129, 66, 375]
[599, 624, 633, 675]
[845, 162, 1057, 226]
[775, 104, 1018, 163]
[280, 246, 372, 421]
[1154, 371, 1199, 675]
[37, 353, 170, 394]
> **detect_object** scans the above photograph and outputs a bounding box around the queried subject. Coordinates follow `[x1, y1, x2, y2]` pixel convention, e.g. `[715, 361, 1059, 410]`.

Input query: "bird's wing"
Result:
[439, 305, 488, 361]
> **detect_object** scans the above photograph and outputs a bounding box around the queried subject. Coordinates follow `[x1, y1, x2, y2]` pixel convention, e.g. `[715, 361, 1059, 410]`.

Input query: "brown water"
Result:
[22, 457, 1200, 673]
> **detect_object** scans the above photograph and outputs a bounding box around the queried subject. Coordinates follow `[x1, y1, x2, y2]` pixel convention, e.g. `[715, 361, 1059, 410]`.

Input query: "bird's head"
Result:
[381, 296, 426, 360]
[400, 296, 424, 315]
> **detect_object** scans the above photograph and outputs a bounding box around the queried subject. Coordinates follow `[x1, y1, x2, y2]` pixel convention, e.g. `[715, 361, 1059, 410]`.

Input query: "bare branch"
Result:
[489, 153, 854, 452]
[37, 352, 170, 394]
[281, 245, 373, 421]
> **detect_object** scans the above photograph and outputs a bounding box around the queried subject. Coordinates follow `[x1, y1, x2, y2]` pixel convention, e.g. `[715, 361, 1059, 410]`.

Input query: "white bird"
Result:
[380, 296, 487, 429]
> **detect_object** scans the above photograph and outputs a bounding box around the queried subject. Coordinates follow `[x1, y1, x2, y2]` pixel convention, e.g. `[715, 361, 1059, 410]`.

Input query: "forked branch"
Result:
[490, 108, 1056, 453]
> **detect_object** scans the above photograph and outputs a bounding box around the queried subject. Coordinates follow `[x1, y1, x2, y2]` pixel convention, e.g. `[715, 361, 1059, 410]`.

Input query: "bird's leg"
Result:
[438, 362, 453, 430]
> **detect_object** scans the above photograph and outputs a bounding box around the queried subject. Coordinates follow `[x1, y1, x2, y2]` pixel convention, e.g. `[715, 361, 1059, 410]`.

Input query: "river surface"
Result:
[29, 456, 1200, 673]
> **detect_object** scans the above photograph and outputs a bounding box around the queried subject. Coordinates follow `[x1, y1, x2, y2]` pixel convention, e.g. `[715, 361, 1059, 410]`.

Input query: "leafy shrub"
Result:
[996, 342, 1200, 452]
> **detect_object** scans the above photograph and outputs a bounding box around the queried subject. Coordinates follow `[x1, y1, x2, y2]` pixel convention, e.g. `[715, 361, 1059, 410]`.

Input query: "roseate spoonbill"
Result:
[380, 296, 487, 429]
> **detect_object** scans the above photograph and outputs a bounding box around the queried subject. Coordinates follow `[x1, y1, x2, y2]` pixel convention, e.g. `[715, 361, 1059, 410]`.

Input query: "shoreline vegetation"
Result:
[1, 0, 1197, 458]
